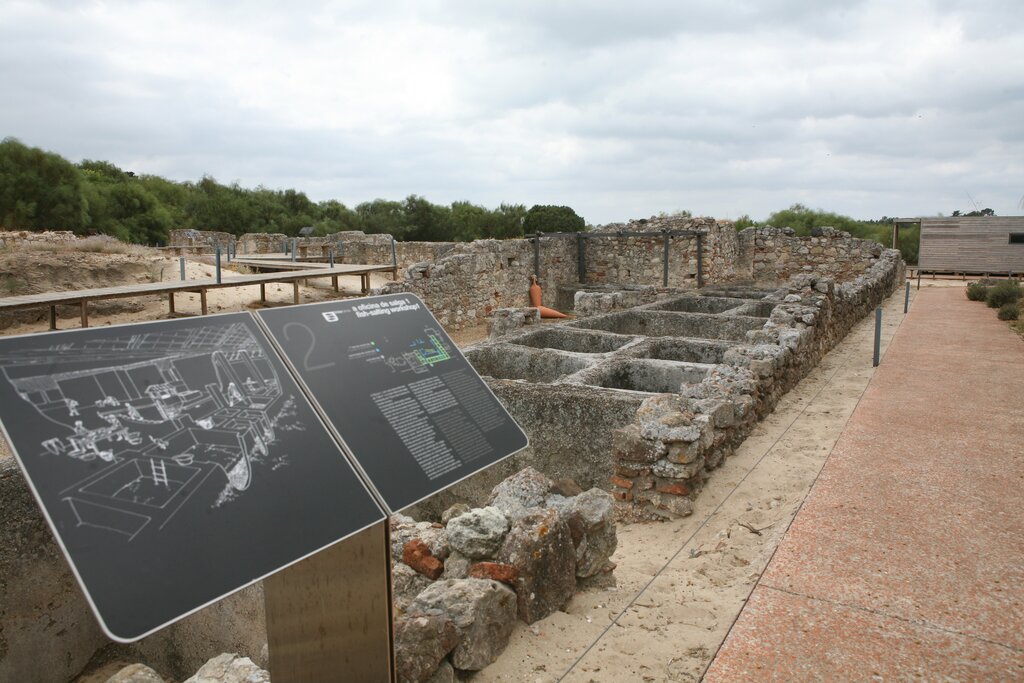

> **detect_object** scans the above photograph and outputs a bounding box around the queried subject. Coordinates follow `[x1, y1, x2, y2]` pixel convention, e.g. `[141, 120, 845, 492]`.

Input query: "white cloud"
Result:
[1, 0, 1022, 223]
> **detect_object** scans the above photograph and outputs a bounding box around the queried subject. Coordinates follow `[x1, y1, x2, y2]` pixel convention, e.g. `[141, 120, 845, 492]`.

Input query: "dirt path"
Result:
[471, 286, 918, 682]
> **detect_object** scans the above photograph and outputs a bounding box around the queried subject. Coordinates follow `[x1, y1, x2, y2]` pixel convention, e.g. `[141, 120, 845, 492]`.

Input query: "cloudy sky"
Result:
[2, 0, 1022, 224]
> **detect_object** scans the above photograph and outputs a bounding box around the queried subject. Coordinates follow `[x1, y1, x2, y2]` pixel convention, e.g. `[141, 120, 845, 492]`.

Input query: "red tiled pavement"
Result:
[706, 287, 1024, 681]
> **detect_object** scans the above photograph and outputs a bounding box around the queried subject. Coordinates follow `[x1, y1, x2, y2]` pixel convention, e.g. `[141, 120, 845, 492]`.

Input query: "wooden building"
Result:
[902, 216, 1024, 274]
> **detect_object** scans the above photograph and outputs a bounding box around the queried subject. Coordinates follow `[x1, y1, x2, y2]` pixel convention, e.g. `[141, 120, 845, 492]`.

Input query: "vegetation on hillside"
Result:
[0, 138, 547, 245]
[3, 138, 936, 265]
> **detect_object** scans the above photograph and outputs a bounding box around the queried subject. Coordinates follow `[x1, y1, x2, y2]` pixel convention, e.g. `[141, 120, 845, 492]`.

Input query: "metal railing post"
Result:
[696, 233, 704, 288]
[916, 269, 921, 290]
[533, 233, 541, 279]
[390, 237, 398, 270]
[215, 247, 222, 284]
[291, 239, 297, 262]
[329, 248, 335, 267]
[662, 230, 670, 287]
[577, 233, 586, 284]
[179, 257, 185, 281]
[904, 281, 910, 313]
[872, 306, 882, 367]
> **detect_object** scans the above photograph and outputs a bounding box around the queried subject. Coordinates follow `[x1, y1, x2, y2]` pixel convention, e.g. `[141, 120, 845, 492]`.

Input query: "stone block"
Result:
[446, 507, 510, 560]
[497, 509, 577, 623]
[394, 614, 458, 683]
[611, 424, 665, 463]
[408, 579, 517, 671]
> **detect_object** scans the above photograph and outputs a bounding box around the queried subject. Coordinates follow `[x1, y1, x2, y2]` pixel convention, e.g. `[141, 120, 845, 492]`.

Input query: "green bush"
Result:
[966, 283, 989, 301]
[985, 281, 1022, 308]
[997, 302, 1019, 321]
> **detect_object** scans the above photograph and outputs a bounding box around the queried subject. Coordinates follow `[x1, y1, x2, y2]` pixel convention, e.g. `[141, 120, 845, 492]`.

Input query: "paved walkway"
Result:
[705, 287, 1024, 680]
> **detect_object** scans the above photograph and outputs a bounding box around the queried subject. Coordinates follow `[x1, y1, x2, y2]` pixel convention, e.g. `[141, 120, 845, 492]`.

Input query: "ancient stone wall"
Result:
[0, 230, 78, 248]
[586, 216, 739, 287]
[168, 229, 235, 250]
[737, 226, 883, 282]
[377, 238, 579, 330]
[377, 217, 747, 329]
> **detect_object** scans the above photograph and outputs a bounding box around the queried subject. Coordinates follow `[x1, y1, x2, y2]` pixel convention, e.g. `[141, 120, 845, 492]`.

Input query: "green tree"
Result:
[356, 199, 406, 238]
[522, 204, 585, 234]
[0, 138, 89, 231]
[403, 194, 452, 241]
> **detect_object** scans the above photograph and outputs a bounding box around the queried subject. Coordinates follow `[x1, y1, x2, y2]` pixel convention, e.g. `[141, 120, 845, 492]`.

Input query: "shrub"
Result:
[985, 281, 1022, 308]
[997, 302, 1019, 321]
[966, 283, 989, 301]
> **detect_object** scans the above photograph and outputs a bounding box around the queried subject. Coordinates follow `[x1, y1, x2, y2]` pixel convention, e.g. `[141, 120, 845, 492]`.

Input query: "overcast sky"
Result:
[2, 0, 1022, 224]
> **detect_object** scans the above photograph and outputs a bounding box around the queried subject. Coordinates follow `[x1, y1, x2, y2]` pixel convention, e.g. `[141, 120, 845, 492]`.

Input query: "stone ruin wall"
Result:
[378, 237, 578, 329]
[168, 228, 235, 250]
[584, 216, 739, 287]
[737, 225, 881, 281]
[0, 230, 79, 248]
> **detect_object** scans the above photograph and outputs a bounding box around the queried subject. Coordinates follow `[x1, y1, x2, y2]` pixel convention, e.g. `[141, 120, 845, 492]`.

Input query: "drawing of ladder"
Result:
[150, 459, 169, 487]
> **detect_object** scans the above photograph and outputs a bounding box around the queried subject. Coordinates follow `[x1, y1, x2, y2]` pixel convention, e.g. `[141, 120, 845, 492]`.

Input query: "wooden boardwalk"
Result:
[0, 263, 397, 330]
[230, 258, 335, 271]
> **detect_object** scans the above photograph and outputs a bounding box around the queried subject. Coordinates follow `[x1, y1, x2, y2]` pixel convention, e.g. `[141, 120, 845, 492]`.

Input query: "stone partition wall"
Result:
[378, 238, 579, 329]
[585, 216, 739, 287]
[737, 225, 884, 281]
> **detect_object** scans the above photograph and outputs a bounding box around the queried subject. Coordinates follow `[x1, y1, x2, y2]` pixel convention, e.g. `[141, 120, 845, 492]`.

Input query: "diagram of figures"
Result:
[0, 314, 384, 642]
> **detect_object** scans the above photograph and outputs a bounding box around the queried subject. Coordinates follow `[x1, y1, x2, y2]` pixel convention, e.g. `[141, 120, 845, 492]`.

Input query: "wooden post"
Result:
[361, 274, 370, 294]
[80, 301, 88, 328]
[49, 306, 57, 331]
[168, 292, 176, 315]
[332, 275, 339, 292]
[264, 522, 394, 683]
[293, 282, 300, 305]
[200, 290, 208, 315]
[260, 283, 267, 303]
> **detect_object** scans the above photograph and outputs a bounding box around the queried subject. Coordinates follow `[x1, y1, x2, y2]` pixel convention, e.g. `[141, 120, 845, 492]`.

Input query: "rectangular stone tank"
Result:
[576, 359, 710, 394]
[728, 300, 776, 318]
[645, 296, 754, 314]
[510, 327, 638, 354]
[573, 311, 765, 341]
[465, 345, 593, 383]
[623, 338, 740, 364]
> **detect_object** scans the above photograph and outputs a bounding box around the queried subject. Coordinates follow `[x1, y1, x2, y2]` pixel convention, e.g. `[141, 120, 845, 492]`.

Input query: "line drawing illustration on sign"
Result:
[0, 322, 300, 541]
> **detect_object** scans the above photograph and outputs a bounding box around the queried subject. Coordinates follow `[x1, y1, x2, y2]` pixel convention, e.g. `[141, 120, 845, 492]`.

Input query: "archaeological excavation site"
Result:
[0, 216, 906, 683]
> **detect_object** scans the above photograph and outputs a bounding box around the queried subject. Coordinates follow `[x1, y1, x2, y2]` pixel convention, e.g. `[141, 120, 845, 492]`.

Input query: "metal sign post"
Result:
[264, 523, 393, 682]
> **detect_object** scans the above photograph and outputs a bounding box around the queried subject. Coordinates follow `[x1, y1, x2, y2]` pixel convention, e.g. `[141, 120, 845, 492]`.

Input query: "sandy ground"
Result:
[0, 254, 971, 680]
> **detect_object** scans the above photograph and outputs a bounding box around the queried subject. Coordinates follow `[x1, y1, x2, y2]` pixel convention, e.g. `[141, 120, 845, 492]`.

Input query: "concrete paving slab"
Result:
[706, 286, 1024, 680]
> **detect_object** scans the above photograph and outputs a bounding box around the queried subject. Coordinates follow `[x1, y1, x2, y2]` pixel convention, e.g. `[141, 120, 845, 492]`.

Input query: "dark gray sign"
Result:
[257, 294, 528, 512]
[0, 314, 384, 642]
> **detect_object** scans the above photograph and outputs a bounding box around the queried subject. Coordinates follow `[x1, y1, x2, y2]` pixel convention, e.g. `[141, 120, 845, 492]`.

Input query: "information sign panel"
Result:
[0, 314, 385, 642]
[257, 294, 529, 512]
